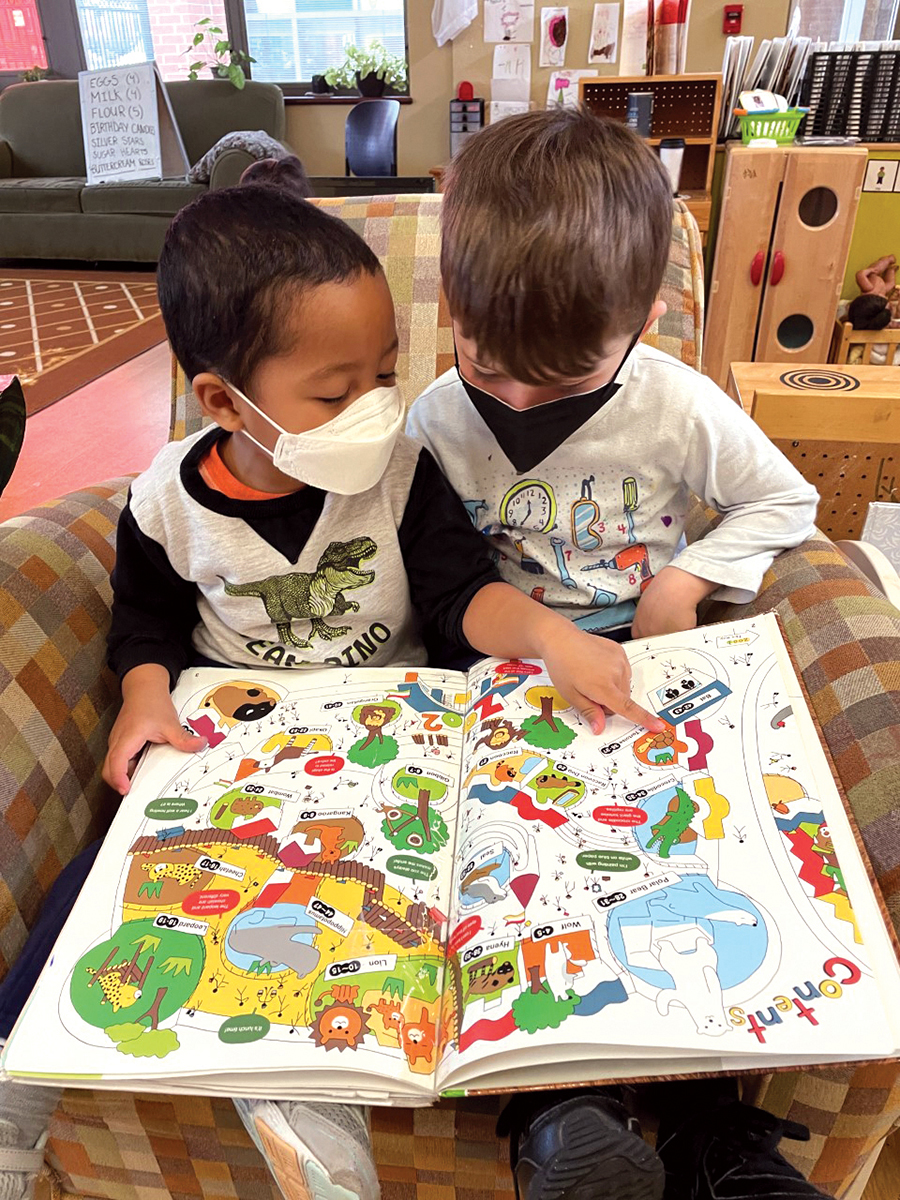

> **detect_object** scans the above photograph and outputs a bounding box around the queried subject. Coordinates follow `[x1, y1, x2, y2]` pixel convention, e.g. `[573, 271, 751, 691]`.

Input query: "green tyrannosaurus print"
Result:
[221, 537, 377, 648]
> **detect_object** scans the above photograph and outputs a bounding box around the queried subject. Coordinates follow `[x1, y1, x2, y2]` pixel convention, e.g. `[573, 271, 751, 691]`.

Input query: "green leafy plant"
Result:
[185, 17, 255, 90]
[161, 956, 195, 977]
[106, 1022, 180, 1059]
[324, 41, 407, 92]
[0, 377, 25, 499]
[512, 969, 579, 1033]
[20, 65, 48, 82]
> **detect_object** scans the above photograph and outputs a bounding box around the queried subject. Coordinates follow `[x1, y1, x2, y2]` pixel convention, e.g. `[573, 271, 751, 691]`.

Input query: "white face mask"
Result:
[230, 382, 404, 495]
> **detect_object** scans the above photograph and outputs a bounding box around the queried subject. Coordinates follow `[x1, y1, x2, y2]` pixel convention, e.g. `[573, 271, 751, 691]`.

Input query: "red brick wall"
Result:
[0, 0, 47, 71]
[146, 0, 228, 81]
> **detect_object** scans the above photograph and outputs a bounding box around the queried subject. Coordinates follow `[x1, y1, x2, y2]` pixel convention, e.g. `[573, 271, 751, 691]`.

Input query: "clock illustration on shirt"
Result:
[499, 480, 558, 532]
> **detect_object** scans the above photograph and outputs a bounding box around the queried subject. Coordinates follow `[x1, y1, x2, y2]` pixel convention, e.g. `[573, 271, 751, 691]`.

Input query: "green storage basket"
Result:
[735, 108, 808, 145]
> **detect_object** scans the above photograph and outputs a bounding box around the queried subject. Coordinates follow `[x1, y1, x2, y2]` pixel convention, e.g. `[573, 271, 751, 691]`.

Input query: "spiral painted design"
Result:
[779, 370, 860, 392]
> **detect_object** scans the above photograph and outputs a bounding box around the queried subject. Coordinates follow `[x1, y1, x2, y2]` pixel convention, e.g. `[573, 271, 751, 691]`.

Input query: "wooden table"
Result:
[728, 362, 900, 540]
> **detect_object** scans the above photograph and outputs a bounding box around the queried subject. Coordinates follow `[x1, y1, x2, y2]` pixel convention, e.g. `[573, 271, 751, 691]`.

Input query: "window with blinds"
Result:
[244, 0, 407, 87]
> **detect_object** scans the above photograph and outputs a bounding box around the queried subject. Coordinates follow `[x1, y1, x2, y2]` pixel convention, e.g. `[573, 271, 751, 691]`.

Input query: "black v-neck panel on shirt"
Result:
[180, 428, 327, 564]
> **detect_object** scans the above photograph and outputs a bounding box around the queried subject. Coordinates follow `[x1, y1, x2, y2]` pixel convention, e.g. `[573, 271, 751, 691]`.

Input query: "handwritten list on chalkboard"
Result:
[78, 62, 189, 186]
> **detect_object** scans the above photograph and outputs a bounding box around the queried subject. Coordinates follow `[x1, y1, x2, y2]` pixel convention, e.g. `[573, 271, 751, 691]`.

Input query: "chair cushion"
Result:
[0, 178, 84, 213]
[80, 179, 206, 215]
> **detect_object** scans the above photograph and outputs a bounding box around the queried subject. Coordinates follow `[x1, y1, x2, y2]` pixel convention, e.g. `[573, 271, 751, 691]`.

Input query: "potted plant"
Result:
[20, 65, 48, 82]
[324, 42, 408, 97]
[184, 17, 255, 90]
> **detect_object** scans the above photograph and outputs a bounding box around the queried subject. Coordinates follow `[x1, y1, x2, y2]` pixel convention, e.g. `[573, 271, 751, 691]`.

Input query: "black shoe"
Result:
[655, 1079, 828, 1199]
[498, 1087, 665, 1200]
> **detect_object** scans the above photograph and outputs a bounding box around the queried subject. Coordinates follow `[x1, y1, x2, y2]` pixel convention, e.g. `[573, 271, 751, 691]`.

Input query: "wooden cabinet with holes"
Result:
[728, 362, 900, 539]
[704, 145, 867, 390]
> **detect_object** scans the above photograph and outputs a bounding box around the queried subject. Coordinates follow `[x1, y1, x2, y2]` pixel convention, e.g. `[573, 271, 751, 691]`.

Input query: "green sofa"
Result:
[0, 79, 285, 262]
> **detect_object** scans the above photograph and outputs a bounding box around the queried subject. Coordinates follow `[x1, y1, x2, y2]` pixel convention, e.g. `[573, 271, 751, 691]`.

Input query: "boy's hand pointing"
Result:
[461, 581, 664, 736]
[541, 624, 664, 736]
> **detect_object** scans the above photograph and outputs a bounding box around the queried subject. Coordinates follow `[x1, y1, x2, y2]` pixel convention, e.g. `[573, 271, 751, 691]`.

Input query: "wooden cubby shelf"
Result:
[579, 73, 723, 198]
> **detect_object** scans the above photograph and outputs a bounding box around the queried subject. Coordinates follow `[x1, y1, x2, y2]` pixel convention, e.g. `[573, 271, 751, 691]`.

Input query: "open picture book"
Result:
[5, 614, 900, 1104]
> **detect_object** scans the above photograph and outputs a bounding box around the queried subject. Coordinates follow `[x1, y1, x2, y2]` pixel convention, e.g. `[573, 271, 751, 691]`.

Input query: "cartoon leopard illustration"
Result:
[89, 965, 143, 1012]
[220, 537, 377, 648]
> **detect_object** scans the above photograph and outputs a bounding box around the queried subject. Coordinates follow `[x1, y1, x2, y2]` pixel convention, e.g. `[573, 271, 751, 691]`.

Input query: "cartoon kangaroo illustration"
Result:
[220, 537, 377, 647]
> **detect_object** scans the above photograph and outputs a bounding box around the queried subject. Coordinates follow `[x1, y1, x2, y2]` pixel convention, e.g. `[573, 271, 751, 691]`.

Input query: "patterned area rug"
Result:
[0, 269, 164, 417]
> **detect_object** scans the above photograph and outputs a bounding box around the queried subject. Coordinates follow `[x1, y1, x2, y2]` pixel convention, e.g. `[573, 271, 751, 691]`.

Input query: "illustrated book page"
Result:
[436, 614, 900, 1093]
[3, 666, 471, 1103]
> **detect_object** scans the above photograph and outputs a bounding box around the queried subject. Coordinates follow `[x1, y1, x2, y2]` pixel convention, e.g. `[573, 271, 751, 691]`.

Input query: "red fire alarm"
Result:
[723, 3, 743, 33]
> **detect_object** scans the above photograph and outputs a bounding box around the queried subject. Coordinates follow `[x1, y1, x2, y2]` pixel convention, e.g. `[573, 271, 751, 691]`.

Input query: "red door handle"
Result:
[750, 251, 764, 286]
[770, 250, 785, 286]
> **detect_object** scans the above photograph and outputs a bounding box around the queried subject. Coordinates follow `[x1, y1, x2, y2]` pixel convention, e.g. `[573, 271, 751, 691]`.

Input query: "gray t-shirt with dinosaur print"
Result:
[108, 427, 499, 682]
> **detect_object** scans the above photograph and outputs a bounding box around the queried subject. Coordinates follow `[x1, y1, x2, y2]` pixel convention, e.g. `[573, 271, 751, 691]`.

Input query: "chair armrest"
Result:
[0, 479, 131, 979]
[208, 141, 297, 191]
[0, 140, 11, 179]
[208, 148, 256, 190]
[835, 539, 900, 610]
[699, 531, 900, 938]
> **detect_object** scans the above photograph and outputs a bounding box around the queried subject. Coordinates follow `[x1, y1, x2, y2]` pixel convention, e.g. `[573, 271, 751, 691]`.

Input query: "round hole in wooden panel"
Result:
[777, 313, 815, 350]
[798, 186, 838, 228]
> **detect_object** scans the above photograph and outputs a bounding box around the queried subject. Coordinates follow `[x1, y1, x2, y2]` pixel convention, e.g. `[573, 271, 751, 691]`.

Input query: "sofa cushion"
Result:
[80, 179, 206, 215]
[0, 177, 84, 213]
[166, 81, 286, 165]
[0, 82, 86, 177]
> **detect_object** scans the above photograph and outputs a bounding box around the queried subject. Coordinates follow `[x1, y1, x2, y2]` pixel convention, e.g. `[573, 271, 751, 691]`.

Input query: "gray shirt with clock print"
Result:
[407, 345, 818, 633]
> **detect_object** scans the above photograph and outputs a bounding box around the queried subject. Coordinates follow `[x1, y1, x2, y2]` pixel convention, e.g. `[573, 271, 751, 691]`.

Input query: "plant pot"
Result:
[356, 71, 386, 97]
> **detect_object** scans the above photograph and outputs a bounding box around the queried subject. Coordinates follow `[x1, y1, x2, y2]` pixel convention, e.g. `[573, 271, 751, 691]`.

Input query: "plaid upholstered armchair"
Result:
[1, 195, 899, 1200]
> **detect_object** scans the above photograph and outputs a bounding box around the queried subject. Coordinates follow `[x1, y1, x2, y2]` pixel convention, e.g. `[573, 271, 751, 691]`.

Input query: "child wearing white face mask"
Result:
[0, 171, 666, 1200]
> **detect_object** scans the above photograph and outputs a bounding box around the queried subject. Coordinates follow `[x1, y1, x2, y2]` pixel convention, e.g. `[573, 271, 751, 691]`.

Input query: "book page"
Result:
[438, 617, 899, 1092]
[3, 665, 469, 1100]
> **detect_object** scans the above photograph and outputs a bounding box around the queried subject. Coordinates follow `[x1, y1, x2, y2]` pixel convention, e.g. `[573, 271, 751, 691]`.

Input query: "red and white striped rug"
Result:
[0, 268, 164, 416]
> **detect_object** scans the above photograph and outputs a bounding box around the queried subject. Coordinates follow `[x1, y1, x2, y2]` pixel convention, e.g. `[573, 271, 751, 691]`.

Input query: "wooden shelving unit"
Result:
[704, 144, 866, 389]
[579, 74, 722, 240]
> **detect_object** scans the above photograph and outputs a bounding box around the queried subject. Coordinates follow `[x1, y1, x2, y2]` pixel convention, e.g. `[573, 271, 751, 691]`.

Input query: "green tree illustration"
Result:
[348, 699, 402, 767]
[105, 1022, 180, 1059]
[380, 771, 449, 854]
[71, 919, 205, 1060]
[520, 686, 577, 750]
[511, 965, 579, 1033]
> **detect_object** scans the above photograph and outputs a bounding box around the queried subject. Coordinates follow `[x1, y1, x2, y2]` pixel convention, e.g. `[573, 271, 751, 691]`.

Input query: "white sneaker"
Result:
[233, 1099, 380, 1200]
[0, 1121, 50, 1200]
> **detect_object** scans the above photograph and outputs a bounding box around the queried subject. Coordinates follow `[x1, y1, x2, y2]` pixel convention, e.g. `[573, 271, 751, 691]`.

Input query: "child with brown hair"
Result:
[409, 110, 818, 643]
[408, 108, 823, 1200]
[0, 160, 662, 1200]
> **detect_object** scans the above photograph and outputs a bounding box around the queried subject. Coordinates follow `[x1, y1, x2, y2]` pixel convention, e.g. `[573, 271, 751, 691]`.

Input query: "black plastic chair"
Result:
[345, 98, 400, 177]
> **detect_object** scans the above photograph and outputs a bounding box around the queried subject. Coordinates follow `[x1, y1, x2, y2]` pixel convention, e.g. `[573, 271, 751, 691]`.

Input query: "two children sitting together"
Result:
[1, 109, 821, 1200]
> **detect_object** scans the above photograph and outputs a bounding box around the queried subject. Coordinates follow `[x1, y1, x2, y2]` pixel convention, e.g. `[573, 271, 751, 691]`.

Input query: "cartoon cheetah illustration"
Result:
[142, 861, 203, 888]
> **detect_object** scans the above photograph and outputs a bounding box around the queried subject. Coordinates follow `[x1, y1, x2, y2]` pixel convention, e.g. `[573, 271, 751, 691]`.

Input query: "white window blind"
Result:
[244, 0, 406, 84]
